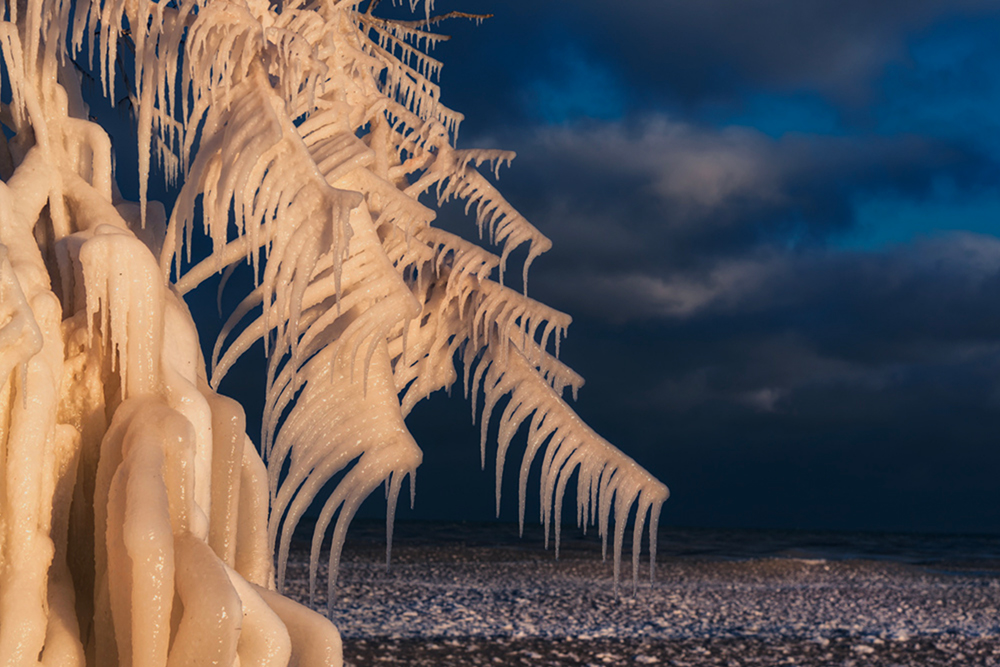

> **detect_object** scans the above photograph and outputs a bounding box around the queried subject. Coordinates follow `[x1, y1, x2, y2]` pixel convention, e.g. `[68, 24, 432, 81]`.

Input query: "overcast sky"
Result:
[365, 0, 1000, 535]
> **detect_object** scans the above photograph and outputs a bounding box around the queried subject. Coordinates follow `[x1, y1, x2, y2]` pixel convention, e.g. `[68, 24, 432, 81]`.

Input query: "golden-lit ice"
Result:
[0, 0, 668, 664]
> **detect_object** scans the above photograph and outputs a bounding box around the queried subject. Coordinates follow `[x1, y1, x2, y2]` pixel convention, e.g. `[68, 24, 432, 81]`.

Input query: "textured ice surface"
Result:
[284, 523, 1000, 666]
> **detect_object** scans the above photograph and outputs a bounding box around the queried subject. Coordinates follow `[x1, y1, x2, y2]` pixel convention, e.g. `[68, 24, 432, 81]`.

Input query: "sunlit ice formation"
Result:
[0, 0, 668, 663]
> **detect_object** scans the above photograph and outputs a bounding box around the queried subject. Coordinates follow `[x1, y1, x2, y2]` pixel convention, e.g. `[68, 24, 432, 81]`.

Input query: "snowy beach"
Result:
[283, 522, 1000, 666]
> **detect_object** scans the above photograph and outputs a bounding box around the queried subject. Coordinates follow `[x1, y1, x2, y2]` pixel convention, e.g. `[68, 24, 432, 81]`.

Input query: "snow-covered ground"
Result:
[283, 524, 1000, 666]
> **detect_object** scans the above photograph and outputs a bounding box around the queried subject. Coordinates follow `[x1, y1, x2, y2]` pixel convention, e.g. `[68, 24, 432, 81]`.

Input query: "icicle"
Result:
[385, 469, 405, 570]
[632, 493, 650, 596]
[649, 499, 663, 582]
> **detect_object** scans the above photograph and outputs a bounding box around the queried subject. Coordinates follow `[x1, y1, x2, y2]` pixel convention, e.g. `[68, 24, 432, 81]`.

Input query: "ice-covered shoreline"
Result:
[283, 523, 1000, 665]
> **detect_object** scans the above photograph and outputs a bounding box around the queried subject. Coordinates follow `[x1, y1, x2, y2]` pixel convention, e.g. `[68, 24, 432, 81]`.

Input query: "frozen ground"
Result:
[282, 523, 1000, 666]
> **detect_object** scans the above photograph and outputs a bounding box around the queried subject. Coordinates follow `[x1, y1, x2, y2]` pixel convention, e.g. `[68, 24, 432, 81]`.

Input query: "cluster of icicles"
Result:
[0, 0, 668, 664]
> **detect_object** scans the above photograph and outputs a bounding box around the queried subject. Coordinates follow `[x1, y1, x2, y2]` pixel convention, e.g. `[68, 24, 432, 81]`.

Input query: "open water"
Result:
[283, 521, 1000, 666]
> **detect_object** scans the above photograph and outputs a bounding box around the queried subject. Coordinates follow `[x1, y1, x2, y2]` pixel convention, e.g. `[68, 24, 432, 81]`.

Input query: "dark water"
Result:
[655, 526, 1000, 571]
[337, 519, 1000, 569]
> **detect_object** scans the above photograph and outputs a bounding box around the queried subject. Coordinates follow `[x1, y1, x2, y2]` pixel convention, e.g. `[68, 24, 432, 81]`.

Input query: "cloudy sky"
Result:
[379, 0, 1000, 535]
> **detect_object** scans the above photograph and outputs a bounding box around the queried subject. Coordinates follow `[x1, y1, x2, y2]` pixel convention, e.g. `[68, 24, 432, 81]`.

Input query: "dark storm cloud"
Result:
[562, 0, 999, 104]
[644, 234, 1000, 401]
[490, 114, 1000, 440]
[478, 115, 995, 320]
[546, 232, 1000, 413]
[544, 233, 1000, 533]
[437, 0, 1000, 130]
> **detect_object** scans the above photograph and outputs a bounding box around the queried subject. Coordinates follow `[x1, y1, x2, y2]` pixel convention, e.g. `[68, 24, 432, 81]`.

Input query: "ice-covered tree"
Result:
[0, 0, 668, 663]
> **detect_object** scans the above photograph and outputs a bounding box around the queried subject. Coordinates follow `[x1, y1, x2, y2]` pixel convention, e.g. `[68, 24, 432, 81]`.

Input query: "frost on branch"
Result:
[0, 0, 668, 663]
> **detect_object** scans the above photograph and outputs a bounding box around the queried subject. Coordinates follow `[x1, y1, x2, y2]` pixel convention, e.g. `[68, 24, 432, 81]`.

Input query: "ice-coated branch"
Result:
[0, 0, 669, 663]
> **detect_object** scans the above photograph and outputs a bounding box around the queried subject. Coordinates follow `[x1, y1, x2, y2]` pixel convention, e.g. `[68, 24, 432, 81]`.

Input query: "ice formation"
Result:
[0, 0, 668, 664]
